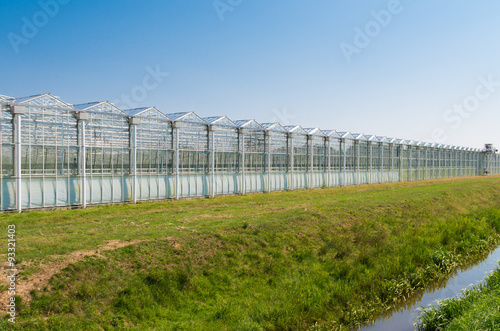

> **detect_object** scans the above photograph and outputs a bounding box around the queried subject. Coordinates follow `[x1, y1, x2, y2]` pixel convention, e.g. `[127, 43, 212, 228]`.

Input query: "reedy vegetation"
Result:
[417, 264, 500, 330]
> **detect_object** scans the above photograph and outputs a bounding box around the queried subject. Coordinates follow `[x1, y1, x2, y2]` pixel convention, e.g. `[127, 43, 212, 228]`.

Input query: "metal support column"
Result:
[129, 117, 140, 203]
[239, 128, 246, 195]
[289, 133, 294, 190]
[390, 144, 394, 182]
[368, 141, 373, 184]
[326, 137, 331, 187]
[209, 125, 215, 197]
[11, 105, 26, 213]
[438, 149, 441, 178]
[425, 148, 428, 179]
[399, 145, 403, 181]
[416, 147, 420, 181]
[266, 131, 271, 193]
[409, 146, 413, 181]
[341, 138, 346, 187]
[76, 112, 89, 208]
[173, 122, 180, 199]
[308, 135, 313, 189]
[379, 143, 383, 184]
[355, 141, 359, 185]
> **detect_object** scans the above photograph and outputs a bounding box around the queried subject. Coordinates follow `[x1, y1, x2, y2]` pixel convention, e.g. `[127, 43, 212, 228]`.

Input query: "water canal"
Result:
[359, 246, 500, 331]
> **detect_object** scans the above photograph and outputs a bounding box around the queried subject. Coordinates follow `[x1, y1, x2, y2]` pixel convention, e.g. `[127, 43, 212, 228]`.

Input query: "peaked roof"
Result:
[387, 137, 399, 144]
[303, 128, 325, 136]
[323, 130, 341, 138]
[167, 112, 206, 124]
[337, 132, 355, 140]
[15, 93, 73, 108]
[362, 133, 378, 142]
[377, 136, 390, 143]
[407, 140, 417, 146]
[261, 122, 288, 133]
[0, 95, 13, 101]
[73, 101, 102, 110]
[203, 116, 237, 128]
[234, 119, 264, 130]
[397, 139, 408, 145]
[124, 107, 151, 117]
[284, 125, 308, 135]
[73, 101, 127, 116]
[124, 107, 171, 121]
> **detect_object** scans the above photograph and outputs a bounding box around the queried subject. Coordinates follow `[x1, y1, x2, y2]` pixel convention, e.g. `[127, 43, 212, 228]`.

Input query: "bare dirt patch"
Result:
[0, 240, 142, 310]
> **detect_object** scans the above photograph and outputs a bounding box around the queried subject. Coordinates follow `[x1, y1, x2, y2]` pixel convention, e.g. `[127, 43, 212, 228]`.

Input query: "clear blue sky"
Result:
[1, 0, 500, 148]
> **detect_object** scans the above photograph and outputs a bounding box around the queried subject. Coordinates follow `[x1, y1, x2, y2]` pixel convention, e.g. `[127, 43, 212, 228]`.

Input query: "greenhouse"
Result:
[0, 93, 499, 212]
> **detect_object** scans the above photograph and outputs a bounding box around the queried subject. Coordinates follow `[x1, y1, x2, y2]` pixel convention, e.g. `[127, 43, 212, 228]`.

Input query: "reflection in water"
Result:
[359, 246, 500, 331]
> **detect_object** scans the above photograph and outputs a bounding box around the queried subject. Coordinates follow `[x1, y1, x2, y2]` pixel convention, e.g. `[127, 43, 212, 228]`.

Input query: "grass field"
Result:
[1, 176, 500, 330]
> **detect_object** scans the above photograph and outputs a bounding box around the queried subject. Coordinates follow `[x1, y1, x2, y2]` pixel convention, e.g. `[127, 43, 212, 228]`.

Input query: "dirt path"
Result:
[0, 240, 142, 310]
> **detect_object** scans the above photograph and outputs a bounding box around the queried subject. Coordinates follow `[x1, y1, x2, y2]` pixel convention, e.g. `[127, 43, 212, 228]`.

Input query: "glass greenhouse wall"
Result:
[0, 94, 499, 212]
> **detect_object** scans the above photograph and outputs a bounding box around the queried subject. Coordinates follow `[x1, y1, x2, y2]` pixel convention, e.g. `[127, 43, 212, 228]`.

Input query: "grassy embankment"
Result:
[1, 176, 500, 330]
[417, 265, 500, 331]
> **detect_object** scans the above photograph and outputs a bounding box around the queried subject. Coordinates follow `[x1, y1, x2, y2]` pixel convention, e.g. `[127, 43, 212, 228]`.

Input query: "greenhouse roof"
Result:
[0, 91, 488, 152]
[323, 130, 341, 138]
[16, 93, 73, 109]
[124, 107, 151, 116]
[261, 122, 288, 133]
[125, 107, 171, 120]
[74, 102, 102, 110]
[352, 133, 368, 141]
[0, 95, 13, 101]
[397, 139, 408, 145]
[284, 125, 308, 135]
[338, 132, 355, 140]
[407, 140, 417, 146]
[235, 119, 264, 130]
[365, 134, 379, 142]
[203, 116, 237, 128]
[73, 101, 127, 116]
[167, 112, 206, 124]
[304, 128, 325, 136]
[387, 137, 399, 144]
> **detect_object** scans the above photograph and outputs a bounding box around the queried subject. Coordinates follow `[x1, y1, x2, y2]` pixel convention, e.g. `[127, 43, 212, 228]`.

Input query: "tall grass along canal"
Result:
[360, 244, 500, 331]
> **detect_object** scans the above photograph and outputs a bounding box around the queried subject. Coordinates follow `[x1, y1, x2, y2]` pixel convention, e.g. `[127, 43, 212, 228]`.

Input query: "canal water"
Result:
[359, 246, 500, 331]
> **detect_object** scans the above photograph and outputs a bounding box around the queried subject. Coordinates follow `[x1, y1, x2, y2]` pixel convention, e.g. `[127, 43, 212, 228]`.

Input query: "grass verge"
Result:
[1, 176, 500, 330]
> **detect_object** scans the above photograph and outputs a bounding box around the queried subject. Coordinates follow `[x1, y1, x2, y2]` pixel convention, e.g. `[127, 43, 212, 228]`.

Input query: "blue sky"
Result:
[1, 0, 500, 148]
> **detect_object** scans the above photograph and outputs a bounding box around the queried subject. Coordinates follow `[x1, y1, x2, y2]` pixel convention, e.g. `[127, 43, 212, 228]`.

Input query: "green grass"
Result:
[1, 176, 500, 330]
[417, 265, 500, 331]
